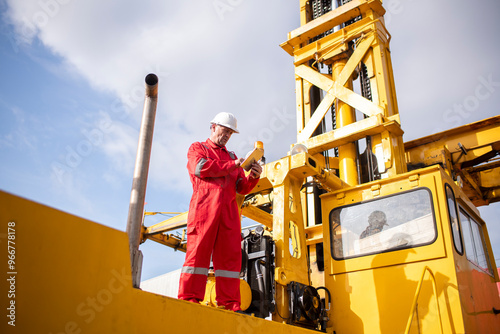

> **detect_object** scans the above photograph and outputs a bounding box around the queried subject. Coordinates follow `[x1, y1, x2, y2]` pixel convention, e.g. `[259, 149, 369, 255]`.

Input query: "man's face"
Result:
[368, 215, 386, 228]
[210, 124, 234, 147]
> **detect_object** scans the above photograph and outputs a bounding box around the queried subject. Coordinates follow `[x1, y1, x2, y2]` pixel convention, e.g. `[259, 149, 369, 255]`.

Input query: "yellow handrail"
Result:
[404, 266, 444, 334]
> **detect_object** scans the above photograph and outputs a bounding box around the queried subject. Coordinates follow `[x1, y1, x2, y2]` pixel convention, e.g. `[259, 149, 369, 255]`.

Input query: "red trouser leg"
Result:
[212, 206, 242, 311]
[178, 270, 207, 302]
[178, 212, 219, 302]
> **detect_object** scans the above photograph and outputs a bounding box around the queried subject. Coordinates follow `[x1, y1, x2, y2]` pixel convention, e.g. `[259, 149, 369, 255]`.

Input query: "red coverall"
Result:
[178, 139, 259, 311]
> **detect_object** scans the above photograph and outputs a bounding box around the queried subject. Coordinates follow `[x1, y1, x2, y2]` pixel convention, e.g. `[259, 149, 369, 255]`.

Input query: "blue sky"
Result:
[1, 0, 499, 281]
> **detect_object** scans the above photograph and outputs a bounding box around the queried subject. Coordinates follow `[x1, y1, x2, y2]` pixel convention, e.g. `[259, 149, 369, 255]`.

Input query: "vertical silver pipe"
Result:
[126, 73, 158, 287]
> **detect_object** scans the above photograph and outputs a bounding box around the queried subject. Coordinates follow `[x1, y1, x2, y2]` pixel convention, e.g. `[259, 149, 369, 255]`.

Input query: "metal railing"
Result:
[404, 266, 444, 334]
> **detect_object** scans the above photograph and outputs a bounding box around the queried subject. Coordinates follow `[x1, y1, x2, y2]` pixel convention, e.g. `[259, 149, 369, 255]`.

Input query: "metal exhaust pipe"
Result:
[126, 73, 158, 287]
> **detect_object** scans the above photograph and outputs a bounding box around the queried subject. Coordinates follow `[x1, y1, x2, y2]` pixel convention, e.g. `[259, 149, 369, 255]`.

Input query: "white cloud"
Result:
[3, 1, 297, 190]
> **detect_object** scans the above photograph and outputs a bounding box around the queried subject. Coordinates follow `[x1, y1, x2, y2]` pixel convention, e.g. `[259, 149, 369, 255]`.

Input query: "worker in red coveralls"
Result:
[178, 112, 262, 312]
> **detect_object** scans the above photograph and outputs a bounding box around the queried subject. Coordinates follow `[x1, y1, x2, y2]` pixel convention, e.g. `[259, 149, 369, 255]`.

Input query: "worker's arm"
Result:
[187, 142, 239, 178]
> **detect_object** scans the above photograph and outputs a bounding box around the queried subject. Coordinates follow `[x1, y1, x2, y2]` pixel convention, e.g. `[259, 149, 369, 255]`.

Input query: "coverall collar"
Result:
[207, 138, 228, 151]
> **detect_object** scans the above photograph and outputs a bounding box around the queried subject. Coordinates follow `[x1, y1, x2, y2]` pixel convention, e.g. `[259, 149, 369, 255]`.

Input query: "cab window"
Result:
[445, 184, 463, 254]
[459, 208, 493, 275]
[330, 188, 436, 260]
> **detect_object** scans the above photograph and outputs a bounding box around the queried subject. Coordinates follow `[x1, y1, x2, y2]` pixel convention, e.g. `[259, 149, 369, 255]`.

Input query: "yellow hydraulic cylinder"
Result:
[332, 60, 359, 186]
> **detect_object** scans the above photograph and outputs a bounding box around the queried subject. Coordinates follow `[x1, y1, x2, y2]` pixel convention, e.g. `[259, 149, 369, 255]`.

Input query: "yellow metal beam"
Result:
[301, 114, 402, 155]
[295, 64, 332, 92]
[144, 211, 187, 235]
[297, 90, 336, 142]
[305, 224, 324, 245]
[241, 205, 273, 230]
[144, 211, 182, 216]
[461, 169, 484, 200]
[247, 168, 273, 193]
[405, 115, 500, 158]
[296, 66, 385, 142]
[281, 0, 385, 55]
[477, 164, 500, 188]
[289, 152, 347, 191]
[333, 56, 359, 186]
[145, 233, 186, 252]
[329, 34, 375, 85]
[405, 115, 500, 205]
[485, 187, 500, 203]
[289, 18, 382, 65]
[271, 174, 310, 322]
[295, 34, 384, 142]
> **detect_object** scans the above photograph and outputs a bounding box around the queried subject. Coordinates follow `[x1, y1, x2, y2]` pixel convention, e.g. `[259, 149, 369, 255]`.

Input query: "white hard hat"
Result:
[210, 112, 239, 133]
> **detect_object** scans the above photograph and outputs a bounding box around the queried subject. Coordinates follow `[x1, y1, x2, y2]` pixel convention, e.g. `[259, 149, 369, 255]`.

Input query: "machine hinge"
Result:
[409, 174, 420, 187]
[371, 184, 381, 197]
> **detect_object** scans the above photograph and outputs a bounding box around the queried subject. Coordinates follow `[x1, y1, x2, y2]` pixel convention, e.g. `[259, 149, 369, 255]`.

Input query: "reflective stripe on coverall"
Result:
[178, 139, 259, 311]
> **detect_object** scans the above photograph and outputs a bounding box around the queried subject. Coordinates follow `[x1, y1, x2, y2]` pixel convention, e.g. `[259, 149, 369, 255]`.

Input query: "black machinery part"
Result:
[288, 281, 323, 329]
[241, 226, 275, 318]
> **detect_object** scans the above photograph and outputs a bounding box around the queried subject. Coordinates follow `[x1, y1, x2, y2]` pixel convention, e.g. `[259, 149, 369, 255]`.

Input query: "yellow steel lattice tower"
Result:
[281, 0, 406, 185]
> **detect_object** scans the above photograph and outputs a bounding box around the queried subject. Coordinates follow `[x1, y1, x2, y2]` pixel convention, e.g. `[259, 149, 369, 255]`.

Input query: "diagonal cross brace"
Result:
[296, 34, 384, 142]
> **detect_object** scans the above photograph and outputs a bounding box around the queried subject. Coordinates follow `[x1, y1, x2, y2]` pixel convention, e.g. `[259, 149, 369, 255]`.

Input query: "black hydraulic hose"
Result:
[316, 286, 331, 311]
[316, 286, 332, 332]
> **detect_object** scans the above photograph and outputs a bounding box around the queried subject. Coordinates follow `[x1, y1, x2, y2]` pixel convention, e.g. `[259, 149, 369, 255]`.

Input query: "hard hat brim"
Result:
[210, 122, 239, 133]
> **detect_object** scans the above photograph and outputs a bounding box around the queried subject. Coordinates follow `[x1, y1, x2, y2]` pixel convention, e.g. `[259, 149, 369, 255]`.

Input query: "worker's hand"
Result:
[234, 158, 244, 167]
[249, 162, 262, 179]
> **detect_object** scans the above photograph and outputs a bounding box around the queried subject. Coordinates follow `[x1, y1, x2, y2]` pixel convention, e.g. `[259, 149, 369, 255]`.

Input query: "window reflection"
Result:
[445, 185, 463, 254]
[330, 189, 436, 259]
